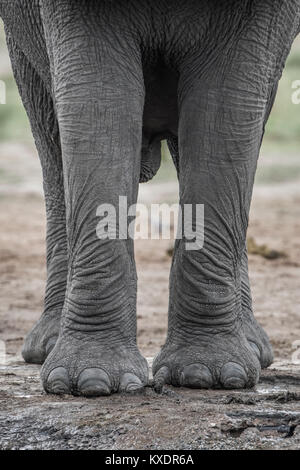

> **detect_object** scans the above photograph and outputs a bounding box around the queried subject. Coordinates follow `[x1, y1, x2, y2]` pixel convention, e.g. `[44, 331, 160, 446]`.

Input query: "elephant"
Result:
[0, 0, 299, 396]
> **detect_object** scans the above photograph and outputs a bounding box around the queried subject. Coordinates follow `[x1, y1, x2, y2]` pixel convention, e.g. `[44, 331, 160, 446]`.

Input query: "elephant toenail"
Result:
[220, 362, 248, 389]
[153, 366, 170, 393]
[47, 367, 70, 394]
[120, 373, 143, 393]
[77, 368, 111, 396]
[45, 337, 57, 356]
[249, 341, 261, 360]
[181, 364, 213, 389]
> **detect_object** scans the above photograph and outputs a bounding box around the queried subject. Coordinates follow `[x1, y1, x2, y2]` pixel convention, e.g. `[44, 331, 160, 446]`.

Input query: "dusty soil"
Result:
[0, 145, 299, 450]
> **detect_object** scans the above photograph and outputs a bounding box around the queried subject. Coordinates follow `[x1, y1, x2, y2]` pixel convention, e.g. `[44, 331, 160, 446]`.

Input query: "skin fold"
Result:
[0, 0, 299, 396]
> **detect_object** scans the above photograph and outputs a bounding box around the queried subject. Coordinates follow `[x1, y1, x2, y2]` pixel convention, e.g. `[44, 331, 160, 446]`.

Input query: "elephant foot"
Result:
[22, 311, 61, 364]
[152, 328, 261, 391]
[41, 334, 149, 396]
[242, 309, 273, 369]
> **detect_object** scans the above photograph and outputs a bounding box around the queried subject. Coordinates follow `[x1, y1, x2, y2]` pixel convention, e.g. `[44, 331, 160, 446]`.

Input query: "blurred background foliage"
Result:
[1, 21, 300, 184]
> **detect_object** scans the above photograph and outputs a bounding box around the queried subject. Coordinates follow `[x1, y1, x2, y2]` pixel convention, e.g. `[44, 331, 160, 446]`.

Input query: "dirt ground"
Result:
[0, 144, 299, 450]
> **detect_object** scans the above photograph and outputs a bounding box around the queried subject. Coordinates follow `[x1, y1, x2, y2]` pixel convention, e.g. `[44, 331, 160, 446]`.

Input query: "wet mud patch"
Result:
[0, 360, 300, 450]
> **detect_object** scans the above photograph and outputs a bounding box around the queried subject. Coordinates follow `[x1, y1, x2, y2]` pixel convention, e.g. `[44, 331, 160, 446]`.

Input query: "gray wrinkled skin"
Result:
[1, 0, 299, 396]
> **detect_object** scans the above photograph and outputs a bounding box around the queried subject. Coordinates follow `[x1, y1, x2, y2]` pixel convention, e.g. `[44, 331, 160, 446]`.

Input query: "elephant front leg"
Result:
[153, 83, 272, 390]
[39, 29, 148, 394]
[168, 138, 273, 369]
[41, 98, 148, 395]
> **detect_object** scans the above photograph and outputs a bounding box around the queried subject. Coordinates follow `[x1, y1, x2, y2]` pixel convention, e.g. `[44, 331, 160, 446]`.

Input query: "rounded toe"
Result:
[77, 368, 111, 397]
[46, 367, 70, 394]
[119, 373, 144, 393]
[181, 363, 213, 389]
[220, 362, 248, 389]
[153, 366, 170, 392]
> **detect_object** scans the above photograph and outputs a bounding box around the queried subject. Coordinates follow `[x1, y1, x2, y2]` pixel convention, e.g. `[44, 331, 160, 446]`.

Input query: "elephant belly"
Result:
[143, 60, 179, 142]
[140, 60, 179, 182]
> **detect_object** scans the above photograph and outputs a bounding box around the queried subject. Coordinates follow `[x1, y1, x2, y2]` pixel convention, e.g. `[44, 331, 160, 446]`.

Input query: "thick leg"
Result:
[168, 134, 273, 368]
[40, 5, 148, 396]
[154, 1, 298, 390]
[154, 85, 262, 390]
[6, 34, 68, 364]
